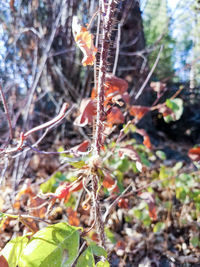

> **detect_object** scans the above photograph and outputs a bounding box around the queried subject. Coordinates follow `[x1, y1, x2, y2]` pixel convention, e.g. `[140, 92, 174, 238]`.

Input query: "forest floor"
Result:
[0, 132, 200, 267]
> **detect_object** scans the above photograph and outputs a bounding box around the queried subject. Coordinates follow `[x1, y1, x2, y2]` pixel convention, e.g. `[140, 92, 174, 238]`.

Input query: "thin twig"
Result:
[23, 0, 67, 128]
[135, 45, 163, 100]
[112, 23, 121, 76]
[0, 83, 13, 140]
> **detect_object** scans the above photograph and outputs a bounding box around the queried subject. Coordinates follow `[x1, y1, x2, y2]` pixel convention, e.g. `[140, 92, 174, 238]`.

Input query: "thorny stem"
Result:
[92, 0, 118, 249]
[94, 0, 118, 155]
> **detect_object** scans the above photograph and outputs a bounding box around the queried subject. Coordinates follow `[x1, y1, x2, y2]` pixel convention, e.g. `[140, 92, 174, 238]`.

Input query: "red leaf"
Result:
[71, 140, 90, 152]
[103, 173, 115, 189]
[188, 147, 200, 162]
[54, 183, 70, 199]
[107, 107, 124, 127]
[0, 255, 9, 267]
[129, 106, 150, 120]
[74, 99, 96, 127]
[118, 198, 129, 209]
[139, 192, 157, 221]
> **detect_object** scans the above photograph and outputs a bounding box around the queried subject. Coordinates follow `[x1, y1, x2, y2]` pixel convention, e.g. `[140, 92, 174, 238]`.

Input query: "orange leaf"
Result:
[74, 99, 96, 127]
[136, 129, 152, 149]
[67, 207, 80, 226]
[103, 173, 115, 189]
[188, 147, 200, 162]
[107, 107, 124, 127]
[129, 106, 150, 120]
[104, 74, 128, 105]
[72, 17, 97, 66]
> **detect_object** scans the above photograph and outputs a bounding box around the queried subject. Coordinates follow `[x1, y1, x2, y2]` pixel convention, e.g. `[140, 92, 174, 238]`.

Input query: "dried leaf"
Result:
[136, 129, 152, 149]
[102, 173, 115, 189]
[67, 207, 80, 226]
[117, 198, 129, 209]
[129, 106, 150, 120]
[107, 107, 124, 127]
[74, 99, 96, 127]
[72, 17, 97, 66]
[71, 140, 90, 152]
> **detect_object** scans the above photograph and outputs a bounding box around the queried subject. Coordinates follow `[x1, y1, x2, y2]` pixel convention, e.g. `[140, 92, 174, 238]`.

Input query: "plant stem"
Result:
[92, 0, 118, 249]
[94, 0, 118, 155]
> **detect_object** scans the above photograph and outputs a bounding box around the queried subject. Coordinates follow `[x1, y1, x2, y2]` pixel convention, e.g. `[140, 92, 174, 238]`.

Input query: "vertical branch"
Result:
[91, 0, 118, 249]
[94, 0, 118, 155]
[0, 83, 13, 140]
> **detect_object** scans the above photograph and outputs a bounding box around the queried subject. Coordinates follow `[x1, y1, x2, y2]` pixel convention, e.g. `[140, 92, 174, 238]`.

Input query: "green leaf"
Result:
[156, 150, 166, 160]
[19, 223, 80, 267]
[105, 228, 116, 244]
[96, 260, 110, 267]
[68, 160, 85, 168]
[1, 236, 29, 267]
[153, 222, 165, 233]
[76, 247, 95, 267]
[190, 236, 200, 247]
[89, 242, 107, 258]
[40, 172, 66, 193]
[164, 98, 183, 122]
[172, 162, 183, 172]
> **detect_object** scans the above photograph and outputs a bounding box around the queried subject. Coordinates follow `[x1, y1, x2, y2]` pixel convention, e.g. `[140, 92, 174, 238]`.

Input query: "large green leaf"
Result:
[96, 260, 110, 267]
[19, 223, 80, 267]
[76, 243, 107, 267]
[76, 247, 95, 267]
[1, 236, 28, 267]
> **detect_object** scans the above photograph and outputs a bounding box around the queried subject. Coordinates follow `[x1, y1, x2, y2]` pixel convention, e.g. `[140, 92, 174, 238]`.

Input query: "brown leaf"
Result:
[129, 106, 150, 120]
[102, 173, 115, 189]
[71, 140, 90, 152]
[136, 129, 152, 149]
[107, 107, 124, 127]
[66, 207, 80, 226]
[74, 99, 96, 127]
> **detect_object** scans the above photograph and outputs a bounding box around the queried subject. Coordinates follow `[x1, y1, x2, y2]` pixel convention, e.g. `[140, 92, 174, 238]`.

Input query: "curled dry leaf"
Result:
[91, 74, 128, 106]
[129, 105, 150, 120]
[71, 140, 90, 152]
[188, 147, 200, 162]
[72, 16, 97, 66]
[66, 207, 80, 226]
[136, 129, 152, 149]
[107, 106, 124, 127]
[102, 173, 116, 190]
[74, 98, 96, 127]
